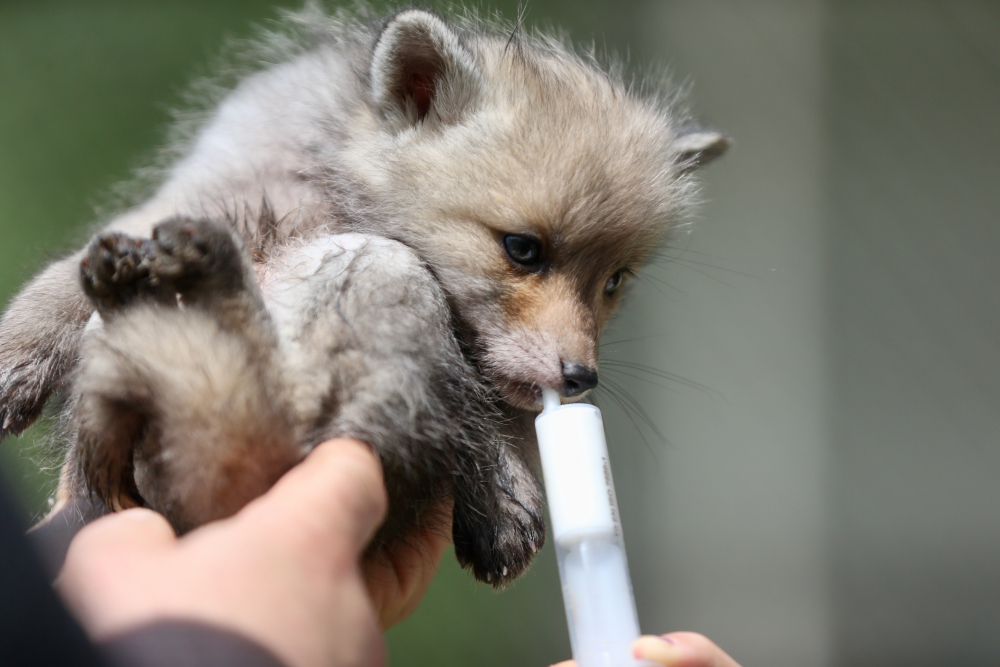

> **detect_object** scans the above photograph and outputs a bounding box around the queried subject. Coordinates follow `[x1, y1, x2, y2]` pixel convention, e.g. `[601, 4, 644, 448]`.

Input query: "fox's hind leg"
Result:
[65, 229, 184, 511]
[70, 218, 296, 532]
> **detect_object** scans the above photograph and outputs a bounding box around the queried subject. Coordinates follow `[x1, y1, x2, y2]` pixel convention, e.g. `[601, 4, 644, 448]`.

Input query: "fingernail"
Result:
[633, 635, 683, 663]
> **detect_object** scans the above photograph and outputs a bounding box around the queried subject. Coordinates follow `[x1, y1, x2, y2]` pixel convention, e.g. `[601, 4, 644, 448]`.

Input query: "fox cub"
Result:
[0, 5, 726, 586]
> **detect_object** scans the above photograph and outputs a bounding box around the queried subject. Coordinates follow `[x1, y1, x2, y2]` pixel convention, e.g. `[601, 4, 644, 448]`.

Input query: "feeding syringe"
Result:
[535, 388, 656, 667]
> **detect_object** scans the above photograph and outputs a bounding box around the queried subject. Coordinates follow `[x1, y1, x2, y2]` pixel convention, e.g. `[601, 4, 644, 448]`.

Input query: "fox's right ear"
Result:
[369, 9, 483, 130]
[674, 129, 732, 171]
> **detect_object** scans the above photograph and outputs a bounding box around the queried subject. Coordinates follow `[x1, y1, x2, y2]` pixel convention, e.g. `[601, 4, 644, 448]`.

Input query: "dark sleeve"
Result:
[0, 478, 105, 667]
[0, 479, 287, 667]
[28, 495, 110, 580]
[99, 621, 287, 667]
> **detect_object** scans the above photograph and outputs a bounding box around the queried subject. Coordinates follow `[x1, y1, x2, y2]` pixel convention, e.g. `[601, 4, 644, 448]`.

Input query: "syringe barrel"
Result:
[535, 403, 654, 667]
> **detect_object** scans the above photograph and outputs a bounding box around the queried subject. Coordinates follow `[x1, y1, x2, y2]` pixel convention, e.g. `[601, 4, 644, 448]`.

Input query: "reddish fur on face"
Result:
[400, 187, 666, 409]
[461, 233, 621, 408]
[501, 274, 598, 367]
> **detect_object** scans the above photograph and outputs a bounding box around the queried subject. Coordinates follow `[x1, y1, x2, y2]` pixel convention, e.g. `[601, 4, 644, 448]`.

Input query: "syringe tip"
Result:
[541, 387, 562, 413]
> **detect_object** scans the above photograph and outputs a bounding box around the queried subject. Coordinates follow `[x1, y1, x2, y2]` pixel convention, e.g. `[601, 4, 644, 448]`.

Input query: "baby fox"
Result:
[0, 5, 726, 586]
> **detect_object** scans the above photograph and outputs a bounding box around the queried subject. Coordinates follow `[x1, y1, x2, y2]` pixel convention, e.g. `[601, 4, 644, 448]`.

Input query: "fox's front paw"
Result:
[453, 475, 546, 589]
[149, 217, 244, 295]
[80, 232, 167, 313]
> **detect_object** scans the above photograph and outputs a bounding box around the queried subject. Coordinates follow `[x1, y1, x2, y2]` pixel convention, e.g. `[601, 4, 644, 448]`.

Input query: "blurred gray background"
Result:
[2, 1, 998, 665]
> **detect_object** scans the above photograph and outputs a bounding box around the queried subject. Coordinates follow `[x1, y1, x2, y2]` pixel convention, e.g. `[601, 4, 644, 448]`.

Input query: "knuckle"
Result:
[315, 439, 388, 516]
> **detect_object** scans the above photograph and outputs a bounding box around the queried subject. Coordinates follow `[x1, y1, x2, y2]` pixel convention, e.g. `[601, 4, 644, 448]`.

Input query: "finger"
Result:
[550, 662, 576, 667]
[241, 438, 388, 556]
[668, 632, 741, 667]
[58, 509, 177, 607]
[364, 499, 452, 629]
[66, 508, 177, 558]
[633, 635, 683, 665]
[633, 633, 741, 667]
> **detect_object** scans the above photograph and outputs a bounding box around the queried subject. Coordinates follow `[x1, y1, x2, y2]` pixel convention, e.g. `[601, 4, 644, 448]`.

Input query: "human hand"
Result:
[552, 632, 741, 667]
[57, 438, 389, 667]
[362, 498, 452, 629]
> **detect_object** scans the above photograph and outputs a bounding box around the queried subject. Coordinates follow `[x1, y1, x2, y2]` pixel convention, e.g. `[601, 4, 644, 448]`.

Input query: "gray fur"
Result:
[0, 4, 726, 586]
[70, 221, 517, 574]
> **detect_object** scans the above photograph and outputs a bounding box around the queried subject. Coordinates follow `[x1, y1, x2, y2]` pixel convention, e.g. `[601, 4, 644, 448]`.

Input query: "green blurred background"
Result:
[2, 2, 999, 666]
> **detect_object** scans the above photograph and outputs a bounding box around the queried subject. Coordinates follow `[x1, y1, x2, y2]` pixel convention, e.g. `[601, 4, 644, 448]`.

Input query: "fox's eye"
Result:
[604, 270, 626, 295]
[503, 235, 543, 268]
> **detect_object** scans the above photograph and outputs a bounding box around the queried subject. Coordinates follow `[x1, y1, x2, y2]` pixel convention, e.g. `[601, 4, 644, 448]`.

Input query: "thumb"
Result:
[57, 509, 177, 623]
[65, 508, 177, 558]
[240, 438, 389, 557]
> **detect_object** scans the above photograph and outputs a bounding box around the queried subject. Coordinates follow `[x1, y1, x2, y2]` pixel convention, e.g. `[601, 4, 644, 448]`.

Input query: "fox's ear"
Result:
[674, 129, 732, 170]
[369, 9, 482, 129]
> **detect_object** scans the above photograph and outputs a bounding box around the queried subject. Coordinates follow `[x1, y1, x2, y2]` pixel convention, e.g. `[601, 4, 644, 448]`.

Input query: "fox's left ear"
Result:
[674, 129, 732, 170]
[369, 9, 483, 130]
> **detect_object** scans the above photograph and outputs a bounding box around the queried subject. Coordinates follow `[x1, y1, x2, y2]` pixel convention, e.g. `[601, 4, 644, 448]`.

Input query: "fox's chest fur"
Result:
[0, 5, 726, 586]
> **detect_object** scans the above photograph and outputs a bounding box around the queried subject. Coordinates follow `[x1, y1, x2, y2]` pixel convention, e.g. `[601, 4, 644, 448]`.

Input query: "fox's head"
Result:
[349, 9, 728, 409]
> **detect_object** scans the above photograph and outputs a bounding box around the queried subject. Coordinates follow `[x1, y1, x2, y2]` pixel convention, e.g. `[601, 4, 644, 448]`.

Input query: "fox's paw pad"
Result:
[454, 488, 546, 589]
[150, 218, 242, 291]
[80, 232, 161, 311]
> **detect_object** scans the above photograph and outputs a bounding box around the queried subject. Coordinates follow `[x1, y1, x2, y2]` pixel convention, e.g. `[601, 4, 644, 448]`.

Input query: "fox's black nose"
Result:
[562, 362, 598, 397]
